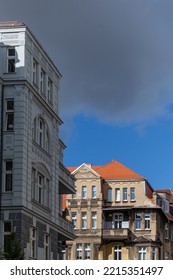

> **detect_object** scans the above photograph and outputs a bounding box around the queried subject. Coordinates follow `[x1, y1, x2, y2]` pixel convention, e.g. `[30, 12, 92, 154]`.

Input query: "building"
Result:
[0, 21, 75, 259]
[65, 160, 173, 260]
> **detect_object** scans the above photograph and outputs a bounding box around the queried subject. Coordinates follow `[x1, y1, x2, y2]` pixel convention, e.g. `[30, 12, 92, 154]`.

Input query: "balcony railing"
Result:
[59, 162, 75, 194]
[57, 215, 75, 239]
[103, 221, 129, 240]
[102, 228, 129, 240]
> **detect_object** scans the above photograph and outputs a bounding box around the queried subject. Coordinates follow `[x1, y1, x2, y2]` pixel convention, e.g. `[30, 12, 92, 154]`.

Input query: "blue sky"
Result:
[1, 0, 173, 190]
[63, 112, 173, 189]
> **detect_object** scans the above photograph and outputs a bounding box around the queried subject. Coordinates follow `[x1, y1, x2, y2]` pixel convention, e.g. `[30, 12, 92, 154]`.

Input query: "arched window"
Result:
[32, 116, 50, 153]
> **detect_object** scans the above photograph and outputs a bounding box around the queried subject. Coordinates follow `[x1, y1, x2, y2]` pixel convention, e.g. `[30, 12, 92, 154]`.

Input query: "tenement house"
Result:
[0, 21, 75, 259]
[65, 160, 173, 260]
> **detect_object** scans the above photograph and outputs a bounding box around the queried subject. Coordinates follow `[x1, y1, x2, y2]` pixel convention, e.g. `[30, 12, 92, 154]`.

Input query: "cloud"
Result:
[1, 0, 173, 126]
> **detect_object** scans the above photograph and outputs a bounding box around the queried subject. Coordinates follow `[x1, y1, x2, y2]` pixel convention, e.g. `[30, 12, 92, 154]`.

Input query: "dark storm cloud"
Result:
[1, 0, 173, 125]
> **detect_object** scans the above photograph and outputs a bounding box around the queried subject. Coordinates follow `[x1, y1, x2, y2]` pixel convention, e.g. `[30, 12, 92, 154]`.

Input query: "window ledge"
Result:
[32, 199, 51, 213]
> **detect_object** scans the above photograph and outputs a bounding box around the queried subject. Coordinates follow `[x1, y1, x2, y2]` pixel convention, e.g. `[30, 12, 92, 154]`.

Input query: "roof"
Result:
[0, 21, 25, 27]
[67, 160, 144, 180]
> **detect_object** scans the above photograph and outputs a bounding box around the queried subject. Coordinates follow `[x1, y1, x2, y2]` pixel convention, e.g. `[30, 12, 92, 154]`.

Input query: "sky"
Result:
[1, 0, 173, 189]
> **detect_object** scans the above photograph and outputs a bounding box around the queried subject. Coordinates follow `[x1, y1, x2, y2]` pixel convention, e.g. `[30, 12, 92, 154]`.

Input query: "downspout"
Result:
[0, 83, 4, 219]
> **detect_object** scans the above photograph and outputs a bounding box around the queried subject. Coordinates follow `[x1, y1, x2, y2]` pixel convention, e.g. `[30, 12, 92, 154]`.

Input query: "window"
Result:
[107, 188, 112, 202]
[130, 187, 136, 201]
[4, 160, 13, 192]
[6, 99, 14, 131]
[72, 212, 77, 229]
[165, 200, 169, 213]
[72, 191, 76, 199]
[38, 118, 44, 148]
[44, 234, 50, 260]
[135, 213, 141, 230]
[47, 78, 53, 103]
[115, 188, 120, 202]
[123, 188, 128, 201]
[84, 244, 91, 259]
[165, 223, 169, 239]
[91, 212, 97, 229]
[76, 244, 82, 259]
[114, 214, 123, 229]
[92, 185, 96, 199]
[33, 59, 38, 85]
[45, 179, 49, 208]
[31, 168, 50, 208]
[30, 228, 37, 258]
[3, 221, 12, 252]
[144, 213, 150, 230]
[151, 247, 156, 260]
[82, 186, 87, 199]
[7, 48, 15, 73]
[38, 174, 43, 204]
[32, 117, 50, 153]
[114, 246, 122, 260]
[138, 247, 146, 260]
[81, 212, 87, 229]
[40, 68, 46, 94]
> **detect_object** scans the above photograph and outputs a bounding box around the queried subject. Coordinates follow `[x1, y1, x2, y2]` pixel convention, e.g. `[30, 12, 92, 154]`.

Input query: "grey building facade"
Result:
[0, 21, 75, 259]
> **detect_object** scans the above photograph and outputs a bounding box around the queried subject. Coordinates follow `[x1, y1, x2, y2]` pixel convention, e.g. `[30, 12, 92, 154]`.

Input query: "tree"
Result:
[1, 232, 24, 260]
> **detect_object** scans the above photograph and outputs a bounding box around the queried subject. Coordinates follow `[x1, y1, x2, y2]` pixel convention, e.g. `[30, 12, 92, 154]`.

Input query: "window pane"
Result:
[108, 188, 112, 201]
[8, 48, 15, 56]
[6, 161, 13, 171]
[6, 113, 14, 130]
[7, 100, 14, 110]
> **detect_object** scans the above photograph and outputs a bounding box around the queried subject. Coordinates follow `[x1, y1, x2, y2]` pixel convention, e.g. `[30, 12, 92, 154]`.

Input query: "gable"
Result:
[72, 163, 100, 179]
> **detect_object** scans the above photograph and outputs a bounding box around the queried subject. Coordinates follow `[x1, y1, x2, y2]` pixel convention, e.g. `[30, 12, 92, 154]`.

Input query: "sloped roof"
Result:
[67, 160, 144, 180]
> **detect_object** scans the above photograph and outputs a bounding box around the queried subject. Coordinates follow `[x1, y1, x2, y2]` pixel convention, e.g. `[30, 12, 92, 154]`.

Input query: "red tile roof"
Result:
[67, 160, 144, 180]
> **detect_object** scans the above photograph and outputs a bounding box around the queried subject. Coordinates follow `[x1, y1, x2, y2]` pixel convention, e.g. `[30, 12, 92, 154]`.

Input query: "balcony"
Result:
[57, 215, 75, 240]
[102, 228, 129, 240]
[103, 221, 129, 240]
[59, 162, 75, 194]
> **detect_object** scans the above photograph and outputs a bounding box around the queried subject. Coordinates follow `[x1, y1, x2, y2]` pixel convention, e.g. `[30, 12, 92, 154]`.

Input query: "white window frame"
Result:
[115, 188, 120, 202]
[135, 213, 141, 230]
[84, 243, 91, 259]
[123, 187, 128, 201]
[81, 212, 87, 229]
[130, 187, 136, 201]
[92, 185, 96, 199]
[76, 244, 82, 260]
[144, 213, 150, 230]
[82, 186, 87, 199]
[114, 245, 122, 260]
[91, 212, 97, 229]
[72, 212, 77, 229]
[114, 213, 123, 229]
[138, 247, 146, 260]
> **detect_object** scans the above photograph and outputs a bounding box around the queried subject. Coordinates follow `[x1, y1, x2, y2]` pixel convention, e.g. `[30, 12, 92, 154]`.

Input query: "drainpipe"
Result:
[0, 83, 4, 220]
